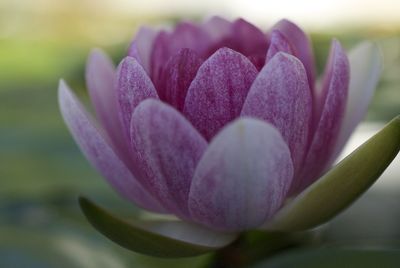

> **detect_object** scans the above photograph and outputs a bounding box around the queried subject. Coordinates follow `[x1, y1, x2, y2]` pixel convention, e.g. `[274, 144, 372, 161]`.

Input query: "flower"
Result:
[59, 17, 382, 233]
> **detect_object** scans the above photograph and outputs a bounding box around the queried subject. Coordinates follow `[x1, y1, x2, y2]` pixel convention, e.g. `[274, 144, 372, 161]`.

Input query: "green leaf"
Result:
[251, 248, 400, 268]
[264, 116, 400, 231]
[79, 197, 238, 258]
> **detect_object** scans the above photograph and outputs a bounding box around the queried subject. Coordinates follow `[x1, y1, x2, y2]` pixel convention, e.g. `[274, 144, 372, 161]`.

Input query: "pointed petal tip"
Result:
[86, 48, 114, 69]
[356, 40, 383, 69]
[58, 79, 73, 104]
[88, 47, 104, 58]
[274, 18, 300, 29]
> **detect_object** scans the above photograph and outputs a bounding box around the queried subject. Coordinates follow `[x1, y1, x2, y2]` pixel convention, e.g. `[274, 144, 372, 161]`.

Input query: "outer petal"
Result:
[58, 80, 165, 213]
[131, 99, 208, 218]
[272, 19, 316, 89]
[296, 40, 349, 194]
[266, 30, 293, 62]
[188, 118, 294, 231]
[332, 42, 382, 160]
[183, 48, 258, 140]
[85, 49, 125, 154]
[128, 26, 158, 74]
[116, 56, 159, 141]
[159, 48, 204, 111]
[241, 52, 312, 176]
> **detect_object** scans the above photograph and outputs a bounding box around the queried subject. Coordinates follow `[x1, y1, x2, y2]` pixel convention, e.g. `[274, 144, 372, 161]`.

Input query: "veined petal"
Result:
[131, 99, 207, 218]
[242, 52, 312, 176]
[272, 19, 316, 89]
[58, 80, 165, 213]
[86, 49, 134, 169]
[296, 40, 349, 194]
[150, 22, 212, 84]
[159, 48, 204, 111]
[128, 26, 158, 74]
[332, 42, 382, 160]
[183, 48, 258, 140]
[188, 118, 293, 231]
[116, 56, 159, 141]
[266, 30, 293, 62]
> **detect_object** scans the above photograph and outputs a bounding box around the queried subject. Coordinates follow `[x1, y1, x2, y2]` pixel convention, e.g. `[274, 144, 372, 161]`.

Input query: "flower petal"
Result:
[131, 99, 207, 218]
[128, 26, 158, 74]
[79, 197, 238, 258]
[332, 42, 382, 160]
[241, 52, 312, 176]
[230, 18, 269, 57]
[58, 80, 165, 212]
[150, 22, 211, 84]
[264, 116, 400, 231]
[116, 56, 158, 141]
[188, 118, 294, 231]
[183, 48, 258, 140]
[202, 16, 232, 41]
[158, 48, 204, 111]
[266, 30, 293, 62]
[296, 40, 349, 194]
[85, 49, 135, 169]
[204, 18, 269, 59]
[272, 19, 316, 89]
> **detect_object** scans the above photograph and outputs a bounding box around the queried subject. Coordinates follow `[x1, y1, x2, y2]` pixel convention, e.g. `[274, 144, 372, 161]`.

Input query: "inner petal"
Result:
[183, 48, 258, 140]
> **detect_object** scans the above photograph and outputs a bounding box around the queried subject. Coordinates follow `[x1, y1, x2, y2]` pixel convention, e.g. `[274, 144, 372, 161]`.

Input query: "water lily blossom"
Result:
[59, 17, 400, 257]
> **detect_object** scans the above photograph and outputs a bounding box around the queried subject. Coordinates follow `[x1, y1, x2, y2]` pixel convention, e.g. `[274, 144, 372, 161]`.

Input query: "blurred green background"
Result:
[1, 0, 400, 267]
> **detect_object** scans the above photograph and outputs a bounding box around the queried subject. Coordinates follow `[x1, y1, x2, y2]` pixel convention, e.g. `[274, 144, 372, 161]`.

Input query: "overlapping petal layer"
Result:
[60, 17, 385, 240]
[188, 118, 293, 231]
[183, 48, 258, 140]
[131, 99, 207, 218]
[58, 81, 165, 213]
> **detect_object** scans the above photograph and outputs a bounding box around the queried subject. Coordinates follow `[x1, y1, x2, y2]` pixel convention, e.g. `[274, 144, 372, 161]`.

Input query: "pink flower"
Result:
[59, 17, 381, 232]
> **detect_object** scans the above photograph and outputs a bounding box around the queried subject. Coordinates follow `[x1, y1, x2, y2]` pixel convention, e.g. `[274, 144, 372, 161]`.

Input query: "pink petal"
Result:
[150, 22, 211, 84]
[231, 18, 269, 57]
[188, 118, 294, 231]
[58, 80, 165, 213]
[272, 19, 316, 90]
[158, 48, 204, 111]
[296, 40, 350, 194]
[266, 30, 293, 62]
[128, 26, 158, 74]
[131, 99, 208, 218]
[332, 42, 382, 160]
[205, 18, 268, 59]
[241, 52, 312, 176]
[116, 56, 158, 141]
[85, 49, 132, 167]
[183, 48, 258, 140]
[202, 16, 232, 41]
